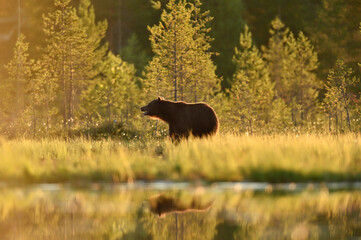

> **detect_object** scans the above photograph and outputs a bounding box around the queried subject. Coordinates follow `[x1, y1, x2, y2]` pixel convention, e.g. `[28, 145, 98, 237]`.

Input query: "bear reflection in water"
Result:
[141, 97, 219, 141]
[148, 194, 213, 218]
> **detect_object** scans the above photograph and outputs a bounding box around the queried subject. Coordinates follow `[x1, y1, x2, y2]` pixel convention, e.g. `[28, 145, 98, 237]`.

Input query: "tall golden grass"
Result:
[0, 134, 360, 183]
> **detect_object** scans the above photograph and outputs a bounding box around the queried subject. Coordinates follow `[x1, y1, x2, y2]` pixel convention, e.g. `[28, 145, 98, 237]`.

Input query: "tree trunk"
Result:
[335, 112, 338, 133]
[69, 80, 73, 129]
[69, 49, 74, 129]
[340, 110, 343, 132]
[173, 27, 178, 101]
[62, 65, 67, 130]
[15, 0, 21, 122]
[179, 60, 184, 101]
[32, 102, 36, 138]
[46, 83, 50, 135]
[107, 87, 112, 124]
[345, 106, 351, 131]
[194, 81, 197, 102]
[61, 5, 67, 131]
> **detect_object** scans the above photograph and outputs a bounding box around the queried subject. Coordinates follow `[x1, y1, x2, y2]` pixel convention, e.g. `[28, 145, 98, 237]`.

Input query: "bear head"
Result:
[141, 97, 165, 117]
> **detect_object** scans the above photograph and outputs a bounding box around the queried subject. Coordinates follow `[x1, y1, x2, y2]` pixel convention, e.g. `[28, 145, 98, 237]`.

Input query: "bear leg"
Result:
[169, 125, 189, 142]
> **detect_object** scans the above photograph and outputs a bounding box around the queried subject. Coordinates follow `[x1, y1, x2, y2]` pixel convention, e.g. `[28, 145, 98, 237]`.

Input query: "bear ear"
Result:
[157, 96, 164, 101]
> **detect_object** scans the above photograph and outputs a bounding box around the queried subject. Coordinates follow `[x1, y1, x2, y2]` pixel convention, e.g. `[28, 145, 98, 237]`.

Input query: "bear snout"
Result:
[141, 106, 149, 115]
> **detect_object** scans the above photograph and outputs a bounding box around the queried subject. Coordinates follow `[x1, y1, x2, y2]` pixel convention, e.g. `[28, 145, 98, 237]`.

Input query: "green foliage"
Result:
[3, 34, 36, 137]
[72, 122, 141, 140]
[310, 0, 361, 78]
[359, 22, 361, 69]
[119, 33, 149, 77]
[1, 0, 361, 137]
[151, 0, 162, 10]
[284, 31, 321, 125]
[229, 25, 275, 133]
[263, 17, 321, 127]
[201, 0, 246, 90]
[80, 52, 141, 129]
[77, 0, 109, 81]
[262, 16, 289, 100]
[26, 60, 58, 137]
[42, 0, 92, 130]
[144, 0, 219, 102]
[4, 34, 33, 113]
[324, 59, 360, 132]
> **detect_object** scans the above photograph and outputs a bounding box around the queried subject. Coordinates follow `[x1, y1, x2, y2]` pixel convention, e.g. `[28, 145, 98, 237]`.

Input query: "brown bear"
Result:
[141, 97, 219, 141]
[148, 194, 213, 218]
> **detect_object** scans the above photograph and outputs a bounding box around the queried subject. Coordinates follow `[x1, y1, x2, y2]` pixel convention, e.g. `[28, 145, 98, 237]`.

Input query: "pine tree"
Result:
[230, 25, 274, 133]
[359, 22, 361, 68]
[144, 0, 219, 102]
[77, 0, 109, 126]
[201, 0, 246, 89]
[77, 0, 108, 81]
[119, 33, 149, 77]
[30, 60, 58, 136]
[4, 34, 34, 135]
[84, 52, 139, 127]
[229, 73, 256, 133]
[43, 0, 91, 131]
[311, 0, 360, 79]
[285, 32, 320, 125]
[263, 17, 320, 127]
[145, 0, 194, 101]
[324, 59, 359, 132]
[189, 0, 219, 102]
[262, 16, 289, 101]
[5, 34, 33, 119]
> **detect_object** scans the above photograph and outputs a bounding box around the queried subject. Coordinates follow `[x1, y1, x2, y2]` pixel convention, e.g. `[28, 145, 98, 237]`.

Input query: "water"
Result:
[0, 181, 360, 239]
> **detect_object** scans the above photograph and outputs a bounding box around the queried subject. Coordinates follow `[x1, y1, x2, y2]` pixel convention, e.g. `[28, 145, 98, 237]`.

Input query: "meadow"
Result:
[0, 134, 360, 183]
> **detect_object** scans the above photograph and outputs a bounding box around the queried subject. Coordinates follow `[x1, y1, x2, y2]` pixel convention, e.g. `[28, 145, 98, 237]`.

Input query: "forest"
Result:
[0, 0, 360, 138]
[1, 2, 361, 239]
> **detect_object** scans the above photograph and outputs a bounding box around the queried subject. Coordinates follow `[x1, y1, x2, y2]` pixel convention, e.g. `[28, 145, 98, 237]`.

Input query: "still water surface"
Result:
[0, 181, 360, 239]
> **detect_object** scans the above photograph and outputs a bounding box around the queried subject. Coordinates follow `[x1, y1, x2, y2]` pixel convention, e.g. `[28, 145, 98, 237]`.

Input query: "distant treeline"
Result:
[0, 0, 360, 138]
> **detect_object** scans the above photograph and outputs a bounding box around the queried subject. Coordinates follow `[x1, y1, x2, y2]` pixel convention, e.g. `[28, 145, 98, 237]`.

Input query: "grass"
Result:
[0, 133, 360, 183]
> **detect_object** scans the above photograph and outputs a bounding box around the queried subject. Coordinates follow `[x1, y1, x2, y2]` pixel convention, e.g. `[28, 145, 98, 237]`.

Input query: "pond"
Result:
[0, 181, 360, 239]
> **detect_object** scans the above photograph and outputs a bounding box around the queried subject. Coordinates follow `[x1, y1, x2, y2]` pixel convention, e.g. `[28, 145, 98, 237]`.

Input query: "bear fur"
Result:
[141, 97, 219, 141]
[148, 194, 213, 218]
